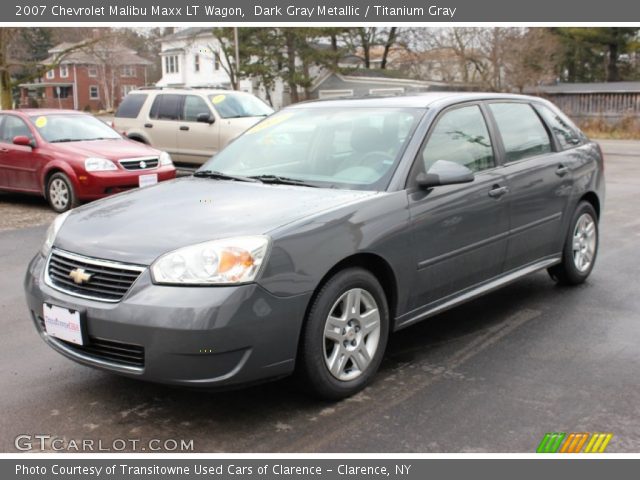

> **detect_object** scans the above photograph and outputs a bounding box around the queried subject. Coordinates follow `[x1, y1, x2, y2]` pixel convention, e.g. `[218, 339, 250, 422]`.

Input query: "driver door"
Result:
[406, 104, 510, 311]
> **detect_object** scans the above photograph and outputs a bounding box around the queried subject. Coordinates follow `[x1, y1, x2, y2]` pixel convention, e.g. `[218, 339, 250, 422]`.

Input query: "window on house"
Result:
[194, 54, 200, 72]
[87, 65, 98, 77]
[59, 65, 69, 78]
[89, 85, 100, 100]
[164, 55, 179, 74]
[121, 65, 135, 77]
[53, 86, 72, 99]
[46, 69, 55, 79]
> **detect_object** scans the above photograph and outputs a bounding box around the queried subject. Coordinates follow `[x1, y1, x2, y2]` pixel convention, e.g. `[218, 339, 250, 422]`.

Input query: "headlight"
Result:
[159, 151, 173, 166]
[151, 236, 270, 285]
[85, 157, 117, 172]
[41, 211, 71, 256]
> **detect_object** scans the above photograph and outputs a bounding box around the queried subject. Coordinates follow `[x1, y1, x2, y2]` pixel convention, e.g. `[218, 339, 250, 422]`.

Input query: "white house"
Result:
[156, 27, 242, 89]
[156, 27, 313, 110]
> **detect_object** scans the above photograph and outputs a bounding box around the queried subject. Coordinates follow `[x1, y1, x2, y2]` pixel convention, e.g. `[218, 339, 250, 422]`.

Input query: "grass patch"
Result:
[578, 116, 640, 140]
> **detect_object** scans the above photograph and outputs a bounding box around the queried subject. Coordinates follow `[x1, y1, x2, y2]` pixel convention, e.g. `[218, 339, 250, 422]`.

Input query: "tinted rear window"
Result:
[115, 94, 147, 118]
[535, 104, 582, 150]
[489, 103, 552, 162]
[149, 94, 182, 120]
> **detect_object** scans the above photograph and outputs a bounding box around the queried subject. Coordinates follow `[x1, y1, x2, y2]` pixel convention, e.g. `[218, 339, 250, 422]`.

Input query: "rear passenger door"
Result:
[487, 102, 573, 271]
[406, 104, 510, 311]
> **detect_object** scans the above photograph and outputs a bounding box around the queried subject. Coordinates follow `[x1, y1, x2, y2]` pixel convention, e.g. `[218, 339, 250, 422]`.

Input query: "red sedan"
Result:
[0, 109, 176, 212]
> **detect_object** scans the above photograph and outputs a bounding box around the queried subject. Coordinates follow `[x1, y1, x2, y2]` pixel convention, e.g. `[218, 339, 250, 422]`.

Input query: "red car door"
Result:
[0, 114, 40, 192]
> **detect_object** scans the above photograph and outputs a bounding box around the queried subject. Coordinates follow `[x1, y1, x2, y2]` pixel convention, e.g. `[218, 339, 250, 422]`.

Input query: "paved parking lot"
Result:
[1, 140, 639, 452]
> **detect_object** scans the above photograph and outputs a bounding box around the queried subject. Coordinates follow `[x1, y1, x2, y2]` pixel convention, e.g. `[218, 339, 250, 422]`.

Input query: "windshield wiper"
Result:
[249, 175, 318, 187]
[49, 138, 77, 143]
[193, 170, 261, 183]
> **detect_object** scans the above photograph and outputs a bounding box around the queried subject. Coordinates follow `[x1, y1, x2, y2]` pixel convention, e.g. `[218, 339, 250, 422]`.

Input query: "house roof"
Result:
[43, 41, 153, 66]
[160, 27, 213, 42]
[530, 82, 640, 94]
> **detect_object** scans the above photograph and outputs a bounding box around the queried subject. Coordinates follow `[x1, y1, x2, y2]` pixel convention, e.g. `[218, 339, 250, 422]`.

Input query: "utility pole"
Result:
[233, 27, 240, 90]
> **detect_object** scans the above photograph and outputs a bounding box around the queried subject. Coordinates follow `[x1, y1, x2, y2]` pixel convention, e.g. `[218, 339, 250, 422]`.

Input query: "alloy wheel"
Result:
[49, 178, 70, 210]
[572, 213, 597, 273]
[323, 288, 381, 381]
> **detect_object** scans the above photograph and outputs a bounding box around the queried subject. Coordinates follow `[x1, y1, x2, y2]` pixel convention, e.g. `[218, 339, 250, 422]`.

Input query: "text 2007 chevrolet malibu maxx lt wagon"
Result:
[25, 93, 604, 399]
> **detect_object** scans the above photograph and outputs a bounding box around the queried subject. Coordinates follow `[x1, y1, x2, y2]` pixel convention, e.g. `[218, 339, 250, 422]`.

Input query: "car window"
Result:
[115, 94, 147, 119]
[202, 107, 423, 191]
[29, 114, 120, 143]
[489, 103, 552, 162]
[182, 95, 211, 122]
[149, 94, 182, 121]
[209, 93, 273, 119]
[535, 104, 582, 150]
[0, 115, 33, 143]
[421, 105, 495, 173]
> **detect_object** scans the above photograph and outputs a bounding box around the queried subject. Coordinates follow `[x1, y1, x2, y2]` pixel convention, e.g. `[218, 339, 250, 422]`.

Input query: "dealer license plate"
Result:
[43, 303, 84, 346]
[139, 173, 158, 188]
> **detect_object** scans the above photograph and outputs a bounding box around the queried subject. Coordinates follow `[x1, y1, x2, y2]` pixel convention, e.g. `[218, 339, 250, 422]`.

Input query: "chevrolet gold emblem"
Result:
[68, 268, 93, 285]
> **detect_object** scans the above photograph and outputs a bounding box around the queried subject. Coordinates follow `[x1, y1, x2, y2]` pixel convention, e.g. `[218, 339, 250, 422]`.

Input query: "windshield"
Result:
[210, 93, 274, 119]
[29, 114, 121, 143]
[200, 107, 423, 190]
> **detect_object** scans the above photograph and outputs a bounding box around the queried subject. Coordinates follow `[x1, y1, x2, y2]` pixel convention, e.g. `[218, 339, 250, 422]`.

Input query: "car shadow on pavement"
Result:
[48, 270, 588, 452]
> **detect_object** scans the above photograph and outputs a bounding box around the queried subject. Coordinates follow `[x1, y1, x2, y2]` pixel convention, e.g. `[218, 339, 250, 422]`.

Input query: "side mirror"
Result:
[13, 135, 34, 148]
[197, 113, 215, 124]
[416, 160, 474, 189]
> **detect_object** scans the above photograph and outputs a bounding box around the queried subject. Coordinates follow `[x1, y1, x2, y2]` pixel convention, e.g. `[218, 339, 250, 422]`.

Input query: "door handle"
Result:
[0, 147, 8, 153]
[179, 126, 190, 131]
[488, 185, 509, 198]
[144, 123, 153, 128]
[556, 165, 569, 177]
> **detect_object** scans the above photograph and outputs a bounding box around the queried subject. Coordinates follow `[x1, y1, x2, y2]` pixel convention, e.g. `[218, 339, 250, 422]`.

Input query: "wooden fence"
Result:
[545, 92, 640, 121]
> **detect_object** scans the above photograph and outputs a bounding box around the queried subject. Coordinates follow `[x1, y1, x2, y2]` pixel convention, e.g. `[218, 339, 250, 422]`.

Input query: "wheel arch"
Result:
[126, 132, 150, 144]
[579, 191, 601, 219]
[42, 164, 77, 197]
[303, 252, 399, 328]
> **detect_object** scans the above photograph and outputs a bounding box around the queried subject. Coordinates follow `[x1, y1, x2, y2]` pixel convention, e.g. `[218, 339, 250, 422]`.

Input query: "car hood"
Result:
[54, 176, 376, 265]
[51, 139, 159, 160]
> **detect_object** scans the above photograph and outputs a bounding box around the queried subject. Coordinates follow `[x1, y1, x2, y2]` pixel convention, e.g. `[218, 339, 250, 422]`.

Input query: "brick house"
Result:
[19, 41, 152, 111]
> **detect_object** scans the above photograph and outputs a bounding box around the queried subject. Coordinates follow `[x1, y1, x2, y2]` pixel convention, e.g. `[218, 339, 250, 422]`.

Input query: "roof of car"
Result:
[289, 92, 547, 109]
[129, 88, 246, 95]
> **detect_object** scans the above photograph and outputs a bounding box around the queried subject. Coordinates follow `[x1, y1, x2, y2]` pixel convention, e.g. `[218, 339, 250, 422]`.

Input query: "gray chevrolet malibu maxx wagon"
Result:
[25, 93, 604, 399]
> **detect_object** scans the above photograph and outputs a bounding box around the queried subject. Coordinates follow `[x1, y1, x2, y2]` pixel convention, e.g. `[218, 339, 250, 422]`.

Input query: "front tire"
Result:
[46, 172, 78, 213]
[298, 268, 389, 400]
[548, 201, 599, 285]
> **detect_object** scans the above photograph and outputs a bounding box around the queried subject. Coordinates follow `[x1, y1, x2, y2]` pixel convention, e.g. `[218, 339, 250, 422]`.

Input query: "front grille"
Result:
[46, 249, 145, 302]
[37, 315, 144, 368]
[119, 157, 159, 170]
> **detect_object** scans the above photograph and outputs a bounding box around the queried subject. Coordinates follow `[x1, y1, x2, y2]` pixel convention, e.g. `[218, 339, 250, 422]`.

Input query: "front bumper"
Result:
[75, 167, 176, 200]
[24, 253, 311, 387]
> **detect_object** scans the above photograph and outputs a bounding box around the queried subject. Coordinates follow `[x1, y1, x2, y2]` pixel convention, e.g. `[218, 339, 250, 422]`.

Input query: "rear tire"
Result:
[46, 172, 78, 213]
[548, 201, 599, 285]
[297, 268, 389, 400]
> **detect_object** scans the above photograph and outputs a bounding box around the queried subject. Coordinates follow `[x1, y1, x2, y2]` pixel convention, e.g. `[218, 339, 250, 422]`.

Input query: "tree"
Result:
[0, 27, 100, 109]
[552, 27, 640, 82]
